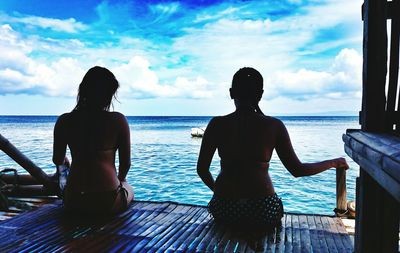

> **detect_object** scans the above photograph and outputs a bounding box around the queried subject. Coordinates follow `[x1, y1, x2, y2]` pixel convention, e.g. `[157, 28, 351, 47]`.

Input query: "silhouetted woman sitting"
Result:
[53, 66, 134, 215]
[197, 67, 348, 240]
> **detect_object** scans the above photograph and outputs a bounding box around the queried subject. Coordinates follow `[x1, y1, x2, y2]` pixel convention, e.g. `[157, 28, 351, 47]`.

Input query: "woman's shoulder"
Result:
[255, 115, 285, 130]
[217, 112, 237, 121]
[210, 115, 224, 122]
[56, 112, 72, 123]
[107, 111, 129, 125]
[108, 111, 127, 119]
[54, 112, 74, 131]
[261, 115, 282, 123]
[204, 116, 226, 133]
[208, 115, 230, 127]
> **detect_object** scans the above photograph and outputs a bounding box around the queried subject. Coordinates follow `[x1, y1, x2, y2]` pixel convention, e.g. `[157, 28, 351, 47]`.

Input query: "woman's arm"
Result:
[275, 120, 348, 177]
[117, 114, 131, 182]
[53, 114, 69, 166]
[197, 118, 218, 191]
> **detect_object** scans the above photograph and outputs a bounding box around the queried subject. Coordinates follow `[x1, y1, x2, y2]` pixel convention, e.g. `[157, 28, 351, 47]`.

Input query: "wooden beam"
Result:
[387, 0, 400, 20]
[355, 1, 399, 251]
[336, 168, 347, 212]
[361, 0, 388, 132]
[0, 134, 55, 190]
[0, 173, 48, 185]
[362, 1, 400, 20]
[354, 171, 399, 253]
[344, 145, 400, 202]
[354, 177, 361, 253]
[380, 191, 400, 252]
[354, 170, 383, 253]
[385, 111, 400, 125]
[387, 5, 400, 131]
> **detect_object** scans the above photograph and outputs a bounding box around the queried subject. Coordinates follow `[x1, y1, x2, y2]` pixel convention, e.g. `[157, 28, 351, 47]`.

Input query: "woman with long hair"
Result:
[53, 66, 133, 215]
[197, 67, 348, 245]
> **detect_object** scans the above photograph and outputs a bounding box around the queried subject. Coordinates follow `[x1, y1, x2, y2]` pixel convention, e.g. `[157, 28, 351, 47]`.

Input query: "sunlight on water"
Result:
[0, 116, 359, 215]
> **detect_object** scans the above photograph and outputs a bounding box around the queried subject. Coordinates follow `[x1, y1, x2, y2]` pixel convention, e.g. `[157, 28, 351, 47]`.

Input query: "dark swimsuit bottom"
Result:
[63, 181, 129, 215]
[208, 193, 284, 232]
[210, 160, 283, 230]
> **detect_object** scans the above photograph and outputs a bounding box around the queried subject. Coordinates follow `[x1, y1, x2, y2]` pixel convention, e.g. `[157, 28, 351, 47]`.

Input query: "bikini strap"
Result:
[117, 181, 129, 208]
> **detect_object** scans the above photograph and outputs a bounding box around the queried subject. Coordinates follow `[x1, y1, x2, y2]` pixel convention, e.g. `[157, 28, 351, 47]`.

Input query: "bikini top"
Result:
[221, 109, 269, 173]
[73, 111, 118, 157]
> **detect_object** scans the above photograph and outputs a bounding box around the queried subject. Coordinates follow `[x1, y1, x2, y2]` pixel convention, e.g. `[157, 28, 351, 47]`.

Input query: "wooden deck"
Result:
[0, 200, 353, 253]
[0, 196, 57, 221]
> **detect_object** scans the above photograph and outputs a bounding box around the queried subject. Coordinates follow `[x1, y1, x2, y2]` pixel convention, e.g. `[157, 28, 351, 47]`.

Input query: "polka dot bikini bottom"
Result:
[208, 193, 284, 231]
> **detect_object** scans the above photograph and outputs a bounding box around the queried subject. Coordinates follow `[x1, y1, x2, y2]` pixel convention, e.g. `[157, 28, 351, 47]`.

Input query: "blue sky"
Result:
[0, 0, 363, 115]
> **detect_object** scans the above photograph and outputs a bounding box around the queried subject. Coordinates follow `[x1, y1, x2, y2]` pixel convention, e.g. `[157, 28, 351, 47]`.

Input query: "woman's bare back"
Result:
[53, 111, 130, 192]
[201, 110, 284, 198]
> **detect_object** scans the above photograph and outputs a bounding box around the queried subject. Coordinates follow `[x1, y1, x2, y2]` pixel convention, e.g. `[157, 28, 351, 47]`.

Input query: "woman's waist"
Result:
[69, 162, 116, 175]
[211, 192, 280, 202]
[217, 166, 270, 180]
[65, 181, 119, 194]
[220, 159, 269, 173]
[213, 189, 276, 199]
[71, 157, 116, 168]
[67, 168, 119, 192]
[214, 176, 275, 198]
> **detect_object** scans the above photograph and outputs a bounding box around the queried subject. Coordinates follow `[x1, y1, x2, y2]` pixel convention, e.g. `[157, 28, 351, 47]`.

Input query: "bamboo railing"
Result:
[336, 168, 347, 213]
[0, 134, 57, 194]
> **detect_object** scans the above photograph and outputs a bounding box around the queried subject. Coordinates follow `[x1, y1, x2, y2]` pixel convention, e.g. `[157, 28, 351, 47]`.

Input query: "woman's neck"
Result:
[234, 100, 257, 112]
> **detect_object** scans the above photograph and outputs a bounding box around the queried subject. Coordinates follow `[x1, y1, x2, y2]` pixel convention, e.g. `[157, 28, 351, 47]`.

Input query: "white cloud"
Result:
[22, 16, 86, 33]
[113, 56, 212, 99]
[0, 0, 363, 105]
[0, 25, 33, 73]
[151, 2, 180, 15]
[0, 25, 85, 96]
[180, 0, 361, 67]
[0, 22, 361, 101]
[0, 24, 212, 99]
[0, 13, 87, 33]
[266, 48, 362, 100]
[168, 0, 363, 100]
[194, 7, 239, 23]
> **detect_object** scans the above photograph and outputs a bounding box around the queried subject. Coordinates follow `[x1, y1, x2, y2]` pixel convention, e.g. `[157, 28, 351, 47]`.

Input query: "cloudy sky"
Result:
[0, 0, 363, 116]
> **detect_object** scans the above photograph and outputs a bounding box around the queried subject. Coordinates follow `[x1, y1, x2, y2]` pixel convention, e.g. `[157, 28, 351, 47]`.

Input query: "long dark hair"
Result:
[74, 66, 119, 111]
[230, 67, 264, 114]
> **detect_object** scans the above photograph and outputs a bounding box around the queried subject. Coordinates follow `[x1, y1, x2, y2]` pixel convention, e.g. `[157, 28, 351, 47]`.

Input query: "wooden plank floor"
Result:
[0, 197, 57, 221]
[0, 200, 353, 253]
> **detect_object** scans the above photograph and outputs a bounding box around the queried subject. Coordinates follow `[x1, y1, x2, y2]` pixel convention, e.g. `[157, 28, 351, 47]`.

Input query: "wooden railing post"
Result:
[0, 133, 54, 190]
[336, 167, 347, 212]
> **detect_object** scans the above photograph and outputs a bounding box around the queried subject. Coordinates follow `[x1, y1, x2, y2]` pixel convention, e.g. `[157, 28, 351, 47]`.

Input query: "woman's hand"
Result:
[332, 157, 349, 170]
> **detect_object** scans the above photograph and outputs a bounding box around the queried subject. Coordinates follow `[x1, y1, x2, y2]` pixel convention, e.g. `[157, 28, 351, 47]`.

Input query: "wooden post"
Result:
[356, 0, 396, 252]
[355, 177, 361, 253]
[386, 6, 400, 131]
[355, 170, 383, 253]
[356, 170, 400, 253]
[336, 168, 347, 211]
[380, 189, 400, 253]
[360, 0, 387, 132]
[0, 134, 54, 190]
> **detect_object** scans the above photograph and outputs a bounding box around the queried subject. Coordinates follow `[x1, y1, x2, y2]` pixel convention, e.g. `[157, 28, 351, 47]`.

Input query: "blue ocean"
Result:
[0, 115, 359, 215]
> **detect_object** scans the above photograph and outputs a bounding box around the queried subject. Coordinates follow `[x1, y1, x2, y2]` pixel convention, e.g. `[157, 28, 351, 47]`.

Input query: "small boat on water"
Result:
[191, 127, 205, 137]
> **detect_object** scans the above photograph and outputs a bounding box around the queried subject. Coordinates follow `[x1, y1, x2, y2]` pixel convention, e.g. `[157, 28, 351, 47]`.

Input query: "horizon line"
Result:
[0, 114, 359, 117]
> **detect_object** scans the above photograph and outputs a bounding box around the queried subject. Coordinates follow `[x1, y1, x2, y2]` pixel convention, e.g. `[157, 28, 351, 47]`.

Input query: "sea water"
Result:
[0, 115, 359, 215]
